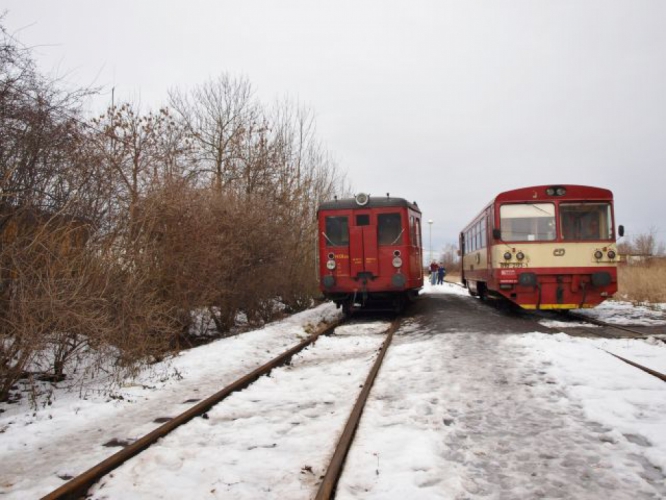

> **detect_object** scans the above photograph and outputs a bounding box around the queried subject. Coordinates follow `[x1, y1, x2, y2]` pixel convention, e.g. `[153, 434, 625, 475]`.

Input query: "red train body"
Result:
[460, 185, 622, 310]
[317, 194, 424, 313]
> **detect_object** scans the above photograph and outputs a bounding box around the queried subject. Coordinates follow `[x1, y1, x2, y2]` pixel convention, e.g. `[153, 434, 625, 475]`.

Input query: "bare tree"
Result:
[438, 243, 460, 272]
[168, 75, 258, 192]
[633, 229, 657, 257]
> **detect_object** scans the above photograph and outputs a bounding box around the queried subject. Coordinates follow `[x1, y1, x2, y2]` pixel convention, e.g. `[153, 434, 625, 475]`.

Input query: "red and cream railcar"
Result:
[460, 185, 623, 309]
[318, 193, 423, 313]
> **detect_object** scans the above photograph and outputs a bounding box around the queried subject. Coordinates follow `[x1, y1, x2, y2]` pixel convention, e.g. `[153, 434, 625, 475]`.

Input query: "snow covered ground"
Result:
[1, 282, 665, 499]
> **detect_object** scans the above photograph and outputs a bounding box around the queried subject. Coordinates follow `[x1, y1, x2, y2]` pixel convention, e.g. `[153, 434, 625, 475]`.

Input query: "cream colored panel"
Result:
[491, 242, 618, 268]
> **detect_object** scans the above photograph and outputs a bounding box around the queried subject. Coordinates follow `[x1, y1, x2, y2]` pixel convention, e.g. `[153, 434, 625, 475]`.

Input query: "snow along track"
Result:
[316, 318, 400, 499]
[42, 318, 344, 500]
[527, 311, 666, 383]
[41, 317, 399, 499]
[468, 293, 666, 382]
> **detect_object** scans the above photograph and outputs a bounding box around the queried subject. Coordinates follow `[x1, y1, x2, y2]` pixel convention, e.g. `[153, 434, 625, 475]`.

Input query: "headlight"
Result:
[326, 259, 336, 270]
[594, 250, 603, 260]
[355, 193, 369, 206]
[516, 251, 525, 261]
[556, 187, 566, 196]
[392, 256, 403, 268]
[504, 252, 512, 261]
[607, 250, 616, 259]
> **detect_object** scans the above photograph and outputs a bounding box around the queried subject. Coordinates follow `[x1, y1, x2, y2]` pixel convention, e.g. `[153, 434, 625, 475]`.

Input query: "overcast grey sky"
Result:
[3, 1, 665, 252]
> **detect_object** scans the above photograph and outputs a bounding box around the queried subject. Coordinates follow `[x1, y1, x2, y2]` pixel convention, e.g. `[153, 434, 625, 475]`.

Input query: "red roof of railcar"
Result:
[494, 185, 613, 203]
[317, 196, 420, 213]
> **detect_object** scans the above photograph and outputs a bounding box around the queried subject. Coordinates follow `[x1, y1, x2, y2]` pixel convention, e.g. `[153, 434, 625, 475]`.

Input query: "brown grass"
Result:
[617, 259, 666, 304]
[444, 272, 461, 283]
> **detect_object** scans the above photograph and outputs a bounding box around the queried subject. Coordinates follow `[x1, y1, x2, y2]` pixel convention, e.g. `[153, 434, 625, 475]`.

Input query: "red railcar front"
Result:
[317, 194, 423, 313]
[461, 185, 622, 309]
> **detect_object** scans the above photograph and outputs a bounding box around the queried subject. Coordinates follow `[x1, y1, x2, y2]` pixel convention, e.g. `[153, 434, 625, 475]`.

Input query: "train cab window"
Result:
[560, 203, 612, 241]
[356, 214, 370, 226]
[324, 216, 349, 246]
[378, 213, 403, 245]
[500, 203, 556, 241]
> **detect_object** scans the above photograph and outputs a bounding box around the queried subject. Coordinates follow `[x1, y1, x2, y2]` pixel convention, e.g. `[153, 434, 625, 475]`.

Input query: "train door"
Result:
[410, 214, 423, 280]
[349, 212, 379, 277]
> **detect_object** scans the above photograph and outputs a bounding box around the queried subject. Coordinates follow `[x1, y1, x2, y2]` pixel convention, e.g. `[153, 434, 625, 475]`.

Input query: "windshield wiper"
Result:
[321, 231, 336, 246]
[390, 229, 405, 245]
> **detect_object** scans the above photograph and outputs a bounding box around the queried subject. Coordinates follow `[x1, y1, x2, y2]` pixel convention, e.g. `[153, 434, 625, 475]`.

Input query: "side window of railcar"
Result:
[480, 217, 487, 248]
[324, 216, 349, 246]
[560, 203, 612, 241]
[500, 203, 555, 241]
[378, 213, 403, 245]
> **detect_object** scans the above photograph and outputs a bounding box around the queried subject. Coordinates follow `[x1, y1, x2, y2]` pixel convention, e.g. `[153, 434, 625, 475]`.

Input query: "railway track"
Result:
[41, 316, 400, 500]
[315, 319, 399, 499]
[529, 307, 666, 384]
[565, 310, 664, 340]
[458, 286, 666, 385]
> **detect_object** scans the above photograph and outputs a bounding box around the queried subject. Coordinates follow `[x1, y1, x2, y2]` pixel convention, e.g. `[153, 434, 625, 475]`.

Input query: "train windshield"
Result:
[324, 216, 349, 246]
[560, 203, 612, 241]
[500, 203, 556, 241]
[378, 213, 403, 245]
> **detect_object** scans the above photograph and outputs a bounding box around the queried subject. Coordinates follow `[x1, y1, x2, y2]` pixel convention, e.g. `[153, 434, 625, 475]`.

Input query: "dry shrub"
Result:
[138, 183, 315, 338]
[617, 259, 666, 304]
[0, 226, 179, 402]
[0, 227, 99, 401]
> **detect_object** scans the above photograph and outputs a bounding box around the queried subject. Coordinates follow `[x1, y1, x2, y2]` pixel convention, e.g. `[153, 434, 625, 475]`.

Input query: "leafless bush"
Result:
[133, 184, 293, 334]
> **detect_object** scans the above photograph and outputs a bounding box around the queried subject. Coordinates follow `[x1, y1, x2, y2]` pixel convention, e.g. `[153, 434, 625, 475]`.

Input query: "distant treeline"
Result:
[0, 19, 347, 403]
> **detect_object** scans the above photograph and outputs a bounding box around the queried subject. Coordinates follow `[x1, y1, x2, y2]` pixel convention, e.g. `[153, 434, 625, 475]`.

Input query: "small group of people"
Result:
[429, 261, 446, 285]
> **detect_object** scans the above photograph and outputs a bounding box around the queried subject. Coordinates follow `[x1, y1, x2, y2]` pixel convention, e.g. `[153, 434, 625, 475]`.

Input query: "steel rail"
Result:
[315, 318, 400, 500]
[566, 311, 655, 338]
[603, 350, 666, 383]
[41, 318, 343, 500]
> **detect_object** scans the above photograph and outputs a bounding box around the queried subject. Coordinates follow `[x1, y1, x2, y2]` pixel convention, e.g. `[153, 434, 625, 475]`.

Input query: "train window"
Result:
[378, 213, 403, 245]
[324, 216, 349, 246]
[356, 214, 370, 226]
[500, 203, 556, 241]
[480, 218, 487, 248]
[560, 203, 612, 241]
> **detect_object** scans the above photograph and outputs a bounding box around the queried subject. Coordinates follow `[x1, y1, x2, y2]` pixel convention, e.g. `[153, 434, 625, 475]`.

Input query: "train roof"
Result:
[318, 195, 421, 213]
[494, 185, 613, 203]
